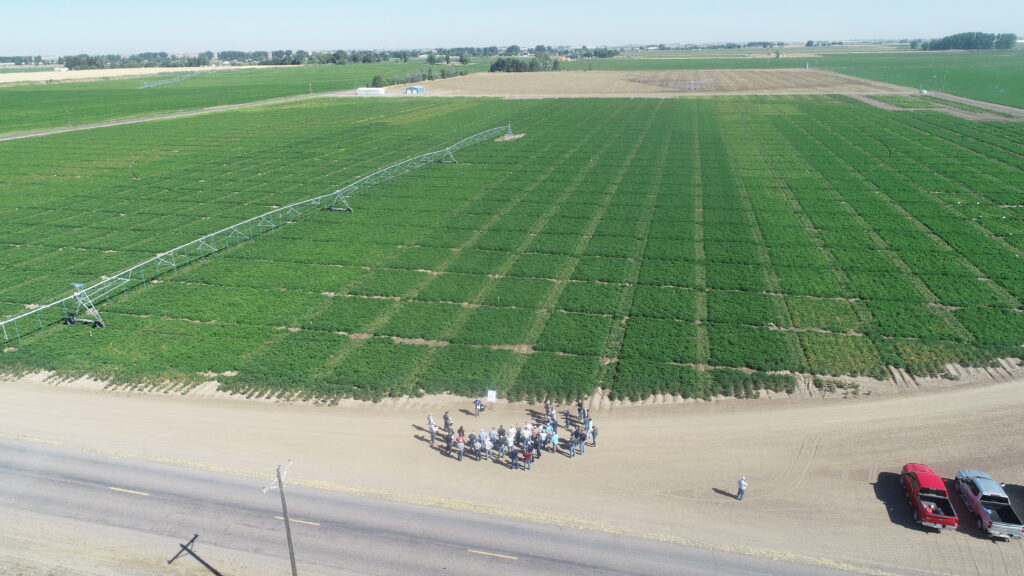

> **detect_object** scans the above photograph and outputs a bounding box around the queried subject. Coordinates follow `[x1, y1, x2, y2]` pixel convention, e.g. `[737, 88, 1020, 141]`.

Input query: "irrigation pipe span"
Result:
[1, 125, 513, 344]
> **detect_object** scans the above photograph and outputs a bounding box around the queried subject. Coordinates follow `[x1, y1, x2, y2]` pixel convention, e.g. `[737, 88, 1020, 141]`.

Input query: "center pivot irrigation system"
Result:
[1, 125, 514, 345]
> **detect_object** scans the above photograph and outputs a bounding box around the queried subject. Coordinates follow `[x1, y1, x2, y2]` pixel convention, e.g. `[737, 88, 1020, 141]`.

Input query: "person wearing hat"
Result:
[737, 476, 748, 501]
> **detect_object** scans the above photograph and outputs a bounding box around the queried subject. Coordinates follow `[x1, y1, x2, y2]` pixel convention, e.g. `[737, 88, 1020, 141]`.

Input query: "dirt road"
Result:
[1, 373, 1022, 575]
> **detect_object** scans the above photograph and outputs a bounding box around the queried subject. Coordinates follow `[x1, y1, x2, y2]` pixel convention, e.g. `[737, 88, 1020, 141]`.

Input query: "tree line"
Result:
[2, 44, 623, 71]
[913, 32, 1017, 51]
[489, 56, 563, 72]
[368, 67, 469, 87]
[53, 50, 419, 70]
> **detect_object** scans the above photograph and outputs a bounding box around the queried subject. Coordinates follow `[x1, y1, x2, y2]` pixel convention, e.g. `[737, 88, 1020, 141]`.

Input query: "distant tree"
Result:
[924, 31, 1011, 50]
[427, 52, 438, 65]
[504, 44, 521, 56]
[806, 40, 815, 47]
[910, 40, 921, 50]
[459, 54, 471, 65]
[490, 57, 533, 72]
[370, 74, 386, 87]
[995, 33, 1017, 49]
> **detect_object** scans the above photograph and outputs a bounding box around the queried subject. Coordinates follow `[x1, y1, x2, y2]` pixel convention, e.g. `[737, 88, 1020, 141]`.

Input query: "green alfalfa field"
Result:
[2, 90, 1023, 402]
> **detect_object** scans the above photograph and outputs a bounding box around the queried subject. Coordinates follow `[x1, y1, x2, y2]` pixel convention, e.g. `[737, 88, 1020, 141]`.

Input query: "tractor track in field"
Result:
[0, 91, 331, 142]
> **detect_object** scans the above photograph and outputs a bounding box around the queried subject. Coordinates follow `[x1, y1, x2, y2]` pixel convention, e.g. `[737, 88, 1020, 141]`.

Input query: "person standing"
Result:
[550, 430, 559, 454]
[456, 434, 466, 462]
[497, 425, 507, 458]
[428, 412, 435, 429]
[737, 476, 748, 501]
[472, 433, 479, 461]
[510, 446, 520, 471]
[590, 423, 598, 447]
[523, 446, 533, 471]
[429, 422, 438, 446]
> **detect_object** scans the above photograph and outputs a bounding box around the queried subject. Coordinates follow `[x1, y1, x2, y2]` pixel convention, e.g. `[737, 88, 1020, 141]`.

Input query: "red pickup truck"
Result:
[901, 463, 959, 531]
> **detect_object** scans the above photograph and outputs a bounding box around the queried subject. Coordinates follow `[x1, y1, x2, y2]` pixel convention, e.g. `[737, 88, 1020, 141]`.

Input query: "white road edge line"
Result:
[108, 486, 149, 496]
[467, 549, 518, 560]
[274, 516, 320, 526]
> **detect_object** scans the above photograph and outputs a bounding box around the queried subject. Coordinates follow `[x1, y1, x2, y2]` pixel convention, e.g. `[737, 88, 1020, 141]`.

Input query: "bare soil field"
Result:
[417, 69, 912, 98]
[2, 368, 1023, 576]
[0, 66, 261, 85]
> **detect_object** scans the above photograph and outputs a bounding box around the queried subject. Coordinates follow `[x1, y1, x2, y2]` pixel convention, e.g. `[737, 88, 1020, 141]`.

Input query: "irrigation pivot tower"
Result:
[0, 125, 514, 345]
[65, 283, 105, 328]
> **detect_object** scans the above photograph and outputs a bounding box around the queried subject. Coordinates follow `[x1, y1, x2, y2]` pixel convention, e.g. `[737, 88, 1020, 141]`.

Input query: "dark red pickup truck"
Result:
[901, 463, 959, 531]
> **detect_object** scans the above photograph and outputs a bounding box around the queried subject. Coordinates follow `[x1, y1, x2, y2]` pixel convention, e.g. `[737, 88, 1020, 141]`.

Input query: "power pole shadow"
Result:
[167, 534, 225, 576]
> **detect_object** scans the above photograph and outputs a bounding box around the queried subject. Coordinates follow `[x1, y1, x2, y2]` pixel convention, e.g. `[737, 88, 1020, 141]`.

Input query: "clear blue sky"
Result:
[2, 0, 1021, 55]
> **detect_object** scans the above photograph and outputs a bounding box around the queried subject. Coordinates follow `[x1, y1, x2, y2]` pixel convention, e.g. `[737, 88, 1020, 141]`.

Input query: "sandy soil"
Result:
[415, 69, 912, 99]
[0, 66, 263, 85]
[2, 370, 1023, 576]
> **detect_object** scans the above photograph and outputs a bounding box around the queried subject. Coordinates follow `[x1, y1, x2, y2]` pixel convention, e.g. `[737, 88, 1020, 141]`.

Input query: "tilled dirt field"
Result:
[0, 65, 264, 85]
[418, 69, 912, 98]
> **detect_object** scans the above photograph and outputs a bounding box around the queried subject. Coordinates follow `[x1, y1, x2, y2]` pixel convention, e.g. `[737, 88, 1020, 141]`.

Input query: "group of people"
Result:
[426, 399, 598, 470]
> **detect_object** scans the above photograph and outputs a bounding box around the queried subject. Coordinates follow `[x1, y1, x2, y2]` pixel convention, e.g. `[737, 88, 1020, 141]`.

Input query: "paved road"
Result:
[0, 437, 855, 575]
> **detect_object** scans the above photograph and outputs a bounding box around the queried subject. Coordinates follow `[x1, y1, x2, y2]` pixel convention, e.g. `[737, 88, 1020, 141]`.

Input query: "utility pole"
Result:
[263, 460, 298, 576]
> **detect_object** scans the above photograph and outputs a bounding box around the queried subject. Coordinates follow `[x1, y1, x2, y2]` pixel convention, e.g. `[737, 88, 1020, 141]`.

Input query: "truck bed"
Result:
[919, 494, 957, 518]
[987, 504, 1023, 527]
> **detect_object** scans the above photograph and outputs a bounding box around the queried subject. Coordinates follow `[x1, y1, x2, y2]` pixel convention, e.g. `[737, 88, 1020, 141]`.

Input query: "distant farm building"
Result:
[404, 85, 425, 95]
[356, 87, 386, 96]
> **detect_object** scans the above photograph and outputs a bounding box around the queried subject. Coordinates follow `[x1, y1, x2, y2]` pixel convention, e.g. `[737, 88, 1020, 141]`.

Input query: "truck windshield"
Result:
[980, 495, 1010, 506]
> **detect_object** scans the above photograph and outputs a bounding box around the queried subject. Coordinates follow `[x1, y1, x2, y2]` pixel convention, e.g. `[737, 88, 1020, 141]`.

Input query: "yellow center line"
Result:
[274, 516, 320, 526]
[108, 486, 149, 496]
[467, 549, 518, 560]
